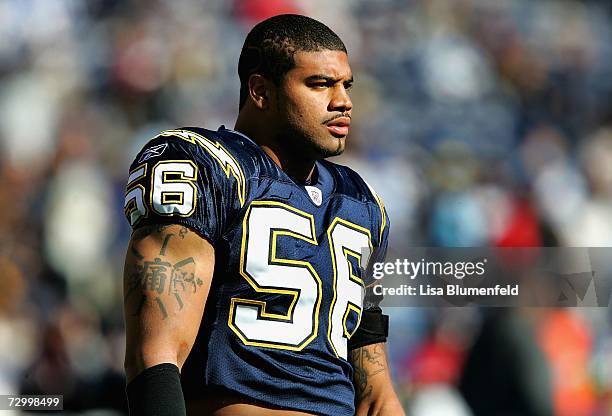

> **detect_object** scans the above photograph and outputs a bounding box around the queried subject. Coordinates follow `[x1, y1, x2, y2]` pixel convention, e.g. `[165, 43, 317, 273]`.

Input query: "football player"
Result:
[123, 14, 404, 416]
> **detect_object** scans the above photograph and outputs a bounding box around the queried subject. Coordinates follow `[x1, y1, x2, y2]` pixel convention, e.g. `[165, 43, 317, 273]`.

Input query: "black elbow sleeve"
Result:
[126, 363, 186, 416]
[348, 307, 389, 350]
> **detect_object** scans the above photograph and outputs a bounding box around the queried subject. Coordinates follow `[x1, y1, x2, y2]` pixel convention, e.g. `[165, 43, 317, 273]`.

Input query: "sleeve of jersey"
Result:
[364, 205, 390, 310]
[123, 134, 243, 245]
[347, 205, 390, 351]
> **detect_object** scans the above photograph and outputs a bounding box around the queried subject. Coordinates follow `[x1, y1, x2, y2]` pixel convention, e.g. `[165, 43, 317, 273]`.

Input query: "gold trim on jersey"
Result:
[341, 247, 366, 339]
[157, 129, 247, 207]
[326, 217, 373, 358]
[150, 160, 199, 218]
[343, 303, 362, 338]
[377, 196, 387, 244]
[363, 180, 387, 245]
[124, 163, 148, 225]
[228, 200, 323, 351]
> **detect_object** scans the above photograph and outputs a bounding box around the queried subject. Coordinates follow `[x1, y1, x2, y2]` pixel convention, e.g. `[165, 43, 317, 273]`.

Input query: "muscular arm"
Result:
[123, 224, 214, 382]
[350, 343, 405, 416]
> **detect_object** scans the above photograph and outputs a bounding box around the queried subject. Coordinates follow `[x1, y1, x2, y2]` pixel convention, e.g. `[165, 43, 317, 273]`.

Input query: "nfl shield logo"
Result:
[305, 186, 322, 206]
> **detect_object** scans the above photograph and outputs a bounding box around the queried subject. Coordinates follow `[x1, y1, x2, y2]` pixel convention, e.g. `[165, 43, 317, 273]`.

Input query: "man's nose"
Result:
[329, 85, 353, 112]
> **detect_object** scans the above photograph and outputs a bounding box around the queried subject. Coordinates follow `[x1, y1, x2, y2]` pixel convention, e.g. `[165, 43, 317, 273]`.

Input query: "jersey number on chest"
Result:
[228, 200, 373, 359]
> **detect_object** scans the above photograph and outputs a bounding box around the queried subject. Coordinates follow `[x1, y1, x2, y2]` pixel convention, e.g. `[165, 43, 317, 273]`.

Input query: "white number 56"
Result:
[229, 200, 373, 360]
[124, 160, 198, 225]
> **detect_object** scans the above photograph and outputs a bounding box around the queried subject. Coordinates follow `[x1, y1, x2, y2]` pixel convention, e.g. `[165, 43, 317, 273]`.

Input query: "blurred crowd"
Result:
[1, 0, 611, 414]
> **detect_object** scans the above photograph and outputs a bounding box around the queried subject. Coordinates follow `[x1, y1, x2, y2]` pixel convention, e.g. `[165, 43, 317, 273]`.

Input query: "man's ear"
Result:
[248, 74, 271, 110]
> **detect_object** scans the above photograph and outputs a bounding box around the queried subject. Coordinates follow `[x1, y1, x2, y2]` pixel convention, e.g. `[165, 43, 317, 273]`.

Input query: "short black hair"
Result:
[238, 14, 347, 109]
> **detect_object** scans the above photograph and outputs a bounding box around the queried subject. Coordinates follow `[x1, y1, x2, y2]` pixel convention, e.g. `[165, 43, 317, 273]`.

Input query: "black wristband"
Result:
[348, 307, 389, 350]
[126, 363, 186, 416]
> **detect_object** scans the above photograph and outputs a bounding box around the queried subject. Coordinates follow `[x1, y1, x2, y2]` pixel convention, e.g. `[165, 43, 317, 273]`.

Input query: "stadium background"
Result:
[1, 0, 611, 414]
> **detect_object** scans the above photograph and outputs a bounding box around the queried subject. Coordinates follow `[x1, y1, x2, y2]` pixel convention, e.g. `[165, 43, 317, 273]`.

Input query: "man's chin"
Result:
[317, 138, 345, 159]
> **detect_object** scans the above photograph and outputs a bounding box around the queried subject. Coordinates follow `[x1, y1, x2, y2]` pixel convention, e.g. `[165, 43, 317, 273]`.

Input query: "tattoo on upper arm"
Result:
[350, 344, 386, 402]
[179, 227, 188, 239]
[156, 224, 172, 233]
[159, 234, 174, 255]
[125, 225, 205, 319]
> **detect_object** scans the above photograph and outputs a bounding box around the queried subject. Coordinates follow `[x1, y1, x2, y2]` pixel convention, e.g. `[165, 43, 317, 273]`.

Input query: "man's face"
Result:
[271, 50, 353, 159]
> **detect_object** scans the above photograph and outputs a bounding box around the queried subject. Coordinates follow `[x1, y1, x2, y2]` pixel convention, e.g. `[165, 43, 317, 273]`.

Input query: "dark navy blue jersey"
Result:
[124, 126, 390, 415]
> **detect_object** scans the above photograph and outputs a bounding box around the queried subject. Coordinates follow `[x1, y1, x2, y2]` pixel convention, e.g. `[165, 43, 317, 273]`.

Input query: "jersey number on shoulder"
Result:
[124, 161, 198, 225]
[228, 201, 372, 359]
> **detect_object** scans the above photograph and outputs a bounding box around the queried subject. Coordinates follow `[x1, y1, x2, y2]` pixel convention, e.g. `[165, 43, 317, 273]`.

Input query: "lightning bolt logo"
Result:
[157, 129, 247, 207]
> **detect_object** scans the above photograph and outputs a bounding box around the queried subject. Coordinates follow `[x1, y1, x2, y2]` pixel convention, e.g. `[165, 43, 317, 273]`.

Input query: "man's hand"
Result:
[123, 224, 215, 382]
[350, 343, 405, 416]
